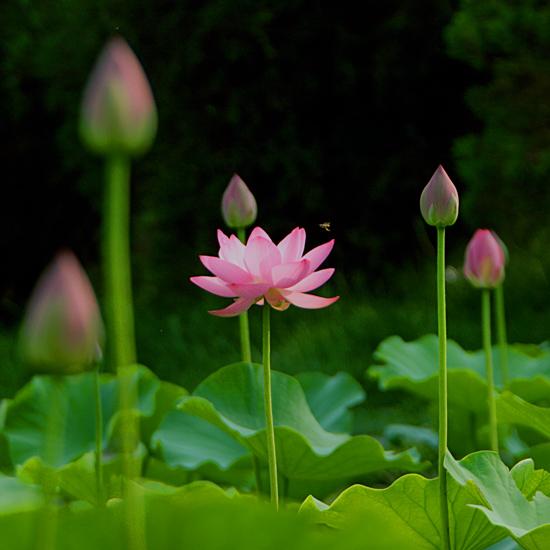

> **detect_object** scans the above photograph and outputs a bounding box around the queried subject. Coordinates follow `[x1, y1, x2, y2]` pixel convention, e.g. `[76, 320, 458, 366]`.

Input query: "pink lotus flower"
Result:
[464, 229, 506, 288]
[191, 227, 339, 316]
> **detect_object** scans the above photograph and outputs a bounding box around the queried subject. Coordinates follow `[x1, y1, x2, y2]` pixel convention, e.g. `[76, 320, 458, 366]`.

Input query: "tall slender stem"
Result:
[494, 283, 509, 387]
[262, 304, 278, 509]
[236, 227, 261, 494]
[104, 154, 136, 369]
[436, 227, 451, 550]
[103, 154, 145, 550]
[482, 289, 499, 452]
[104, 154, 139, 478]
[93, 368, 104, 505]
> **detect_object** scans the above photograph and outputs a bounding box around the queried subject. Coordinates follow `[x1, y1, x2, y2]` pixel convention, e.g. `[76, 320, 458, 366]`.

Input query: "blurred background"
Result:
[1, 0, 550, 408]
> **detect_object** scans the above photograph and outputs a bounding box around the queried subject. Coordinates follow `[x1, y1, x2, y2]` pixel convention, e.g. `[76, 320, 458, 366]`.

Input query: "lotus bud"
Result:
[79, 36, 157, 156]
[221, 174, 258, 228]
[20, 251, 105, 374]
[464, 229, 506, 288]
[490, 230, 509, 265]
[420, 165, 459, 227]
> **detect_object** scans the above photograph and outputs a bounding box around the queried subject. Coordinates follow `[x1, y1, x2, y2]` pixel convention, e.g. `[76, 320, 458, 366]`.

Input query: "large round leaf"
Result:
[296, 371, 365, 433]
[369, 335, 550, 411]
[2, 365, 174, 468]
[299, 463, 506, 550]
[177, 362, 427, 480]
[446, 451, 550, 549]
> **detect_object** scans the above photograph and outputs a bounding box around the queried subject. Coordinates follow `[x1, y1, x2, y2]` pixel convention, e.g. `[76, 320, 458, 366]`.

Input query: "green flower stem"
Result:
[104, 154, 139, 476]
[37, 376, 66, 550]
[494, 283, 509, 387]
[236, 227, 262, 494]
[104, 154, 145, 549]
[436, 227, 451, 550]
[482, 289, 499, 452]
[263, 303, 279, 509]
[104, 154, 137, 369]
[93, 368, 104, 505]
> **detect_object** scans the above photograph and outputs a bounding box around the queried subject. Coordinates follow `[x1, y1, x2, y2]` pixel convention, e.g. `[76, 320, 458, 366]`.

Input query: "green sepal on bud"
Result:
[20, 251, 105, 375]
[221, 174, 258, 229]
[79, 36, 157, 156]
[420, 165, 459, 227]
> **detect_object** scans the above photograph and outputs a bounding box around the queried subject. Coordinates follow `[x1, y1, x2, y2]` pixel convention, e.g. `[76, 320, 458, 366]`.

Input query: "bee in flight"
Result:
[318, 222, 331, 232]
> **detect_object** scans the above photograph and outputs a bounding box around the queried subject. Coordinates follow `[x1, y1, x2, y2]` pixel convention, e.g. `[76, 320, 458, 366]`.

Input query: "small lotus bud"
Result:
[20, 251, 105, 375]
[221, 174, 258, 228]
[420, 165, 459, 227]
[79, 36, 157, 156]
[464, 229, 506, 288]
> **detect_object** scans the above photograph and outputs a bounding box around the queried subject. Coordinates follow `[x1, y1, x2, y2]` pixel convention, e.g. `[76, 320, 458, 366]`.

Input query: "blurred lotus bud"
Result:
[490, 230, 509, 265]
[464, 229, 506, 288]
[221, 174, 257, 228]
[420, 165, 459, 227]
[79, 36, 157, 156]
[20, 251, 105, 375]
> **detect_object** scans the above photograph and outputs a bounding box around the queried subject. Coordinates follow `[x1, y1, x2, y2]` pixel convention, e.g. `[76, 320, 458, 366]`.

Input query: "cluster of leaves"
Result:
[1, 333, 550, 548]
[0, 359, 426, 548]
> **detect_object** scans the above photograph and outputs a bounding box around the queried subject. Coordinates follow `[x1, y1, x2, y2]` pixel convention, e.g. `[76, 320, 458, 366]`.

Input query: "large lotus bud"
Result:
[79, 36, 157, 156]
[221, 174, 258, 228]
[20, 251, 105, 374]
[464, 229, 506, 288]
[420, 165, 459, 227]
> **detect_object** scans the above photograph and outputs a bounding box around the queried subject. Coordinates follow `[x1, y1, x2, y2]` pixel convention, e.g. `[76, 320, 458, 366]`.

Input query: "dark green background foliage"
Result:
[0, 0, 473, 309]
[1, 0, 550, 394]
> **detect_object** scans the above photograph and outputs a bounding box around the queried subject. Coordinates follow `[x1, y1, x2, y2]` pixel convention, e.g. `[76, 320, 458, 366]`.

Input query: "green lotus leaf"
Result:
[299, 462, 506, 550]
[496, 391, 550, 440]
[177, 362, 427, 481]
[16, 445, 147, 505]
[0, 473, 42, 515]
[369, 335, 550, 410]
[0, 483, 359, 550]
[2, 365, 169, 469]
[296, 371, 365, 433]
[150, 370, 367, 494]
[445, 451, 550, 549]
[151, 409, 251, 472]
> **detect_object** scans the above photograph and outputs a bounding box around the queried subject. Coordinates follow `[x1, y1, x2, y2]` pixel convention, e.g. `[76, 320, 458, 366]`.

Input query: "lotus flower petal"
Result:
[277, 227, 306, 263]
[286, 268, 335, 293]
[190, 276, 237, 297]
[209, 297, 256, 317]
[282, 291, 339, 309]
[302, 240, 335, 274]
[268, 259, 310, 288]
[248, 227, 272, 243]
[200, 256, 254, 284]
[218, 232, 246, 268]
[227, 282, 271, 299]
[244, 237, 281, 281]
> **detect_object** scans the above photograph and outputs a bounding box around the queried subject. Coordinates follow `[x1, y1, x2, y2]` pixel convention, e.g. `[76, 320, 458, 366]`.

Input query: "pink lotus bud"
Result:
[420, 165, 459, 227]
[490, 230, 509, 265]
[20, 251, 105, 374]
[464, 229, 506, 288]
[221, 174, 258, 228]
[79, 36, 157, 156]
